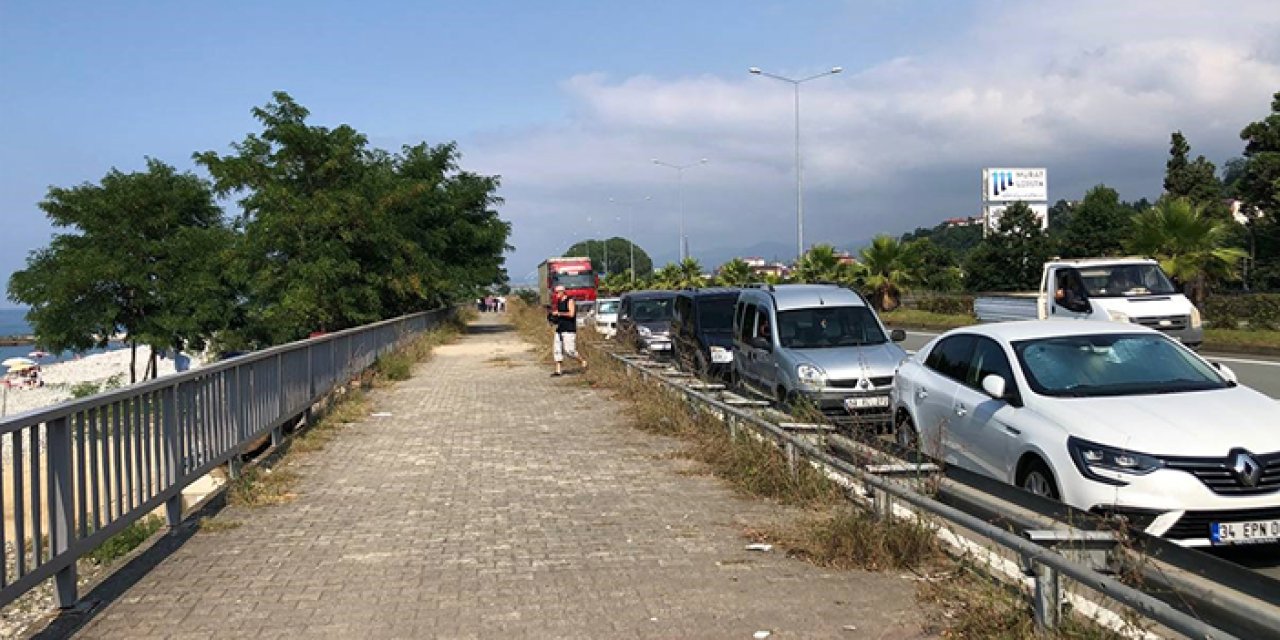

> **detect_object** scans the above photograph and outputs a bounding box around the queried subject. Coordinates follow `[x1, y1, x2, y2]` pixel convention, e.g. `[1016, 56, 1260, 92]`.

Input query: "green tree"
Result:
[858, 236, 913, 311]
[964, 202, 1054, 291]
[715, 257, 757, 286]
[8, 159, 234, 381]
[1056, 185, 1134, 257]
[675, 257, 705, 289]
[900, 238, 963, 292]
[1128, 198, 1246, 305]
[1237, 91, 1280, 289]
[195, 93, 509, 344]
[565, 237, 653, 278]
[1164, 131, 1228, 219]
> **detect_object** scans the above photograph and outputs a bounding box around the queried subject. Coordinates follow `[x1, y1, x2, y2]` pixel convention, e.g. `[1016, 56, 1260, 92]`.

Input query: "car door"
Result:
[617, 297, 636, 349]
[736, 301, 763, 387]
[914, 335, 975, 463]
[949, 336, 1020, 480]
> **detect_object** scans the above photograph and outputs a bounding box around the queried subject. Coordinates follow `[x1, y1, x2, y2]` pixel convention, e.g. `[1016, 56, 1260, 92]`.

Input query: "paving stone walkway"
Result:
[72, 314, 932, 639]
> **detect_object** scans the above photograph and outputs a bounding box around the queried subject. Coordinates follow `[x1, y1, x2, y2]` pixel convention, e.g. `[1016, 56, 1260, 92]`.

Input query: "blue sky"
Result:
[3, 1, 1278, 303]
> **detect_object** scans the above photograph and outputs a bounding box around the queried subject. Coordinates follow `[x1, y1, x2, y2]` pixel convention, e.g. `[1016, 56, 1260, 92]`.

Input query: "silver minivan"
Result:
[732, 284, 908, 424]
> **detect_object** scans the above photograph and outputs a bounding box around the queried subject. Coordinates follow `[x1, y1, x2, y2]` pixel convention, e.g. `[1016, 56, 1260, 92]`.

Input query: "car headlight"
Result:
[1068, 437, 1163, 485]
[796, 364, 826, 389]
[1190, 306, 1202, 329]
[1106, 309, 1131, 323]
[638, 326, 651, 337]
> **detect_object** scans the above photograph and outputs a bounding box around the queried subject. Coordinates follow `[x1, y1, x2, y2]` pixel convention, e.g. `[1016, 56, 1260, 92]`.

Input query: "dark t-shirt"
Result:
[555, 297, 577, 333]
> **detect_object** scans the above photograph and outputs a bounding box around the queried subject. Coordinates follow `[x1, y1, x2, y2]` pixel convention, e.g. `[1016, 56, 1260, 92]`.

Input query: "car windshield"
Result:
[553, 272, 595, 289]
[697, 297, 736, 333]
[596, 300, 619, 314]
[1013, 333, 1228, 397]
[1076, 264, 1177, 297]
[777, 306, 887, 348]
[632, 298, 673, 323]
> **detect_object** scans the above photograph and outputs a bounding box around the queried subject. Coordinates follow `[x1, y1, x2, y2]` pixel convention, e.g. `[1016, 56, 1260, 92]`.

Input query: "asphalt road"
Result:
[900, 330, 1280, 399]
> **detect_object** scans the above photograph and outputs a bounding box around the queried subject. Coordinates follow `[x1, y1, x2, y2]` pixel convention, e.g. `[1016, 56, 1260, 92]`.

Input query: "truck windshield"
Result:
[1013, 333, 1227, 397]
[553, 273, 595, 289]
[696, 297, 736, 333]
[777, 306, 887, 348]
[1075, 264, 1177, 297]
[596, 300, 619, 314]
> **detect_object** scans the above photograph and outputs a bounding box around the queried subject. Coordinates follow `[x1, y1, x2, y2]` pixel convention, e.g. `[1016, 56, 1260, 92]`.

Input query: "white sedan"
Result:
[891, 320, 1280, 546]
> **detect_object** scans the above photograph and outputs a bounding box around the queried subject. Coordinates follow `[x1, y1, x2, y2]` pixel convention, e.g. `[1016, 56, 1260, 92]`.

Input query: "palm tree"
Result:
[715, 258, 756, 286]
[651, 263, 682, 289]
[601, 271, 634, 296]
[1127, 198, 1246, 305]
[859, 235, 913, 311]
[675, 257, 705, 289]
[794, 244, 860, 285]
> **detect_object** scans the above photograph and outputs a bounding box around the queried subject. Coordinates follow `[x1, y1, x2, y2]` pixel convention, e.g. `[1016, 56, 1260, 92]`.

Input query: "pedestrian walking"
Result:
[549, 285, 587, 376]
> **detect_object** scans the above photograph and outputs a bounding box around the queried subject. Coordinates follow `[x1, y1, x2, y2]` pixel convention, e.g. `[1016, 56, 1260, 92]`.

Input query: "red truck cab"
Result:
[538, 257, 598, 309]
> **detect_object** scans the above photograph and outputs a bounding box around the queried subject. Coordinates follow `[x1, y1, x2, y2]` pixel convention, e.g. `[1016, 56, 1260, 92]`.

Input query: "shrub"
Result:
[1203, 293, 1280, 330]
[88, 515, 164, 565]
[913, 294, 974, 316]
[69, 381, 100, 399]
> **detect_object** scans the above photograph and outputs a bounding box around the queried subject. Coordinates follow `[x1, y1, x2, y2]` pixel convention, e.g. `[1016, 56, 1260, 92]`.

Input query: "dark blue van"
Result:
[672, 288, 740, 378]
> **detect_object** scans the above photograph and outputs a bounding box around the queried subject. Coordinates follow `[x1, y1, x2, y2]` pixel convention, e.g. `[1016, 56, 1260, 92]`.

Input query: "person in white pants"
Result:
[549, 285, 587, 376]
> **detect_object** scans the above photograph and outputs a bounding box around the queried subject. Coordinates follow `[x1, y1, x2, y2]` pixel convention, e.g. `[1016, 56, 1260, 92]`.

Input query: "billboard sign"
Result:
[983, 203, 1049, 235]
[983, 168, 1047, 202]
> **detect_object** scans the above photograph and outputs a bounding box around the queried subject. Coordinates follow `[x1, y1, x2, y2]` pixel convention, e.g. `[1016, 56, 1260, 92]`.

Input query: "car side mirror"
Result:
[1212, 362, 1239, 386]
[981, 374, 1008, 400]
[750, 336, 771, 351]
[890, 329, 906, 342]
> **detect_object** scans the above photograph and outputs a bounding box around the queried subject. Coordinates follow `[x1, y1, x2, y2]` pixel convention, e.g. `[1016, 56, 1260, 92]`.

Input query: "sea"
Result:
[0, 308, 123, 369]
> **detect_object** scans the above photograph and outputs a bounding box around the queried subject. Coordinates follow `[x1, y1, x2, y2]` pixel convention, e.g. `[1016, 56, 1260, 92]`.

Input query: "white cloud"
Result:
[467, 0, 1280, 280]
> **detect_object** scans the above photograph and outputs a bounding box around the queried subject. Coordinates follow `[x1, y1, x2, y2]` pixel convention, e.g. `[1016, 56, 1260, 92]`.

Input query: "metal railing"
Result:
[0, 308, 451, 608]
[612, 352, 1238, 639]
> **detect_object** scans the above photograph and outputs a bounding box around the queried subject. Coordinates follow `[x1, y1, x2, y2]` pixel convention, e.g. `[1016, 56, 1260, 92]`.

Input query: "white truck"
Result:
[973, 257, 1203, 348]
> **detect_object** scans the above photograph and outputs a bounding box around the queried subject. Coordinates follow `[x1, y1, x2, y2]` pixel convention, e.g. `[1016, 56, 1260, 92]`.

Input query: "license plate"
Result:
[649, 343, 671, 351]
[1211, 519, 1280, 545]
[711, 351, 733, 364]
[844, 396, 889, 410]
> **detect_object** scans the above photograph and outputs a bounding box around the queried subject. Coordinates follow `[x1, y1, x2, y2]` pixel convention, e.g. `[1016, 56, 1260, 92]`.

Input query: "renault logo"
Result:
[1230, 450, 1263, 488]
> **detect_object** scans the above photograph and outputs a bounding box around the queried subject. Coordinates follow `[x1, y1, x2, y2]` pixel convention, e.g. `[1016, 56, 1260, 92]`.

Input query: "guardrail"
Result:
[611, 351, 1239, 639]
[0, 308, 452, 609]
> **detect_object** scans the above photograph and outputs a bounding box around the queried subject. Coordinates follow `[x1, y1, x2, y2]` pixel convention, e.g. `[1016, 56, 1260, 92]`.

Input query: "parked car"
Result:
[593, 297, 621, 338]
[892, 320, 1280, 546]
[672, 288, 740, 378]
[732, 284, 907, 425]
[617, 291, 677, 355]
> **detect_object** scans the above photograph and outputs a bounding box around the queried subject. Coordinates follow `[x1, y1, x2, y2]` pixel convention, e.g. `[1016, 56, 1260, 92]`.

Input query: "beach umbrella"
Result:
[6, 362, 35, 372]
[2, 357, 36, 368]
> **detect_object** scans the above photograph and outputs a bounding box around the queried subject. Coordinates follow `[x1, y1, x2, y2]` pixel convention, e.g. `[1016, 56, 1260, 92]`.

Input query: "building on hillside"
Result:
[741, 257, 791, 279]
[834, 250, 859, 266]
[944, 216, 981, 228]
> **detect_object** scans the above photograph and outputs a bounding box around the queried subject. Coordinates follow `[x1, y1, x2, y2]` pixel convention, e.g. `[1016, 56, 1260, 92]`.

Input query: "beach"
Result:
[2, 346, 202, 419]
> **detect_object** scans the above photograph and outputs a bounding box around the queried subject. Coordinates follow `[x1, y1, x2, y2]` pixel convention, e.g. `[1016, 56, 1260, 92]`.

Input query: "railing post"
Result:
[48, 416, 78, 608]
[873, 487, 893, 520]
[1031, 559, 1061, 630]
[784, 441, 799, 481]
[162, 385, 182, 530]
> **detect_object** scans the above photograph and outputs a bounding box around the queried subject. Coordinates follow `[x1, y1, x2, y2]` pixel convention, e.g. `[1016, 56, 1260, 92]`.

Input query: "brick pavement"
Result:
[73, 314, 932, 639]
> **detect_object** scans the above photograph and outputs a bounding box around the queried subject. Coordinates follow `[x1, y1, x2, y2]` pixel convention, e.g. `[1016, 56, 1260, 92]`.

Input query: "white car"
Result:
[892, 320, 1280, 546]
[593, 297, 620, 338]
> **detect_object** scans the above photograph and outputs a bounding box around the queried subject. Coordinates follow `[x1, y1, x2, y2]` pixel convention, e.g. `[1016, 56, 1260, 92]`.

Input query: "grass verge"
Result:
[880, 308, 976, 330]
[1204, 327, 1280, 351]
[87, 515, 165, 565]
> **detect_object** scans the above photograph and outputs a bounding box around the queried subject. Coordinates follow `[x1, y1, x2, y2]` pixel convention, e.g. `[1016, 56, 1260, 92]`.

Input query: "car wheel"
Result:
[895, 412, 920, 451]
[1019, 459, 1061, 500]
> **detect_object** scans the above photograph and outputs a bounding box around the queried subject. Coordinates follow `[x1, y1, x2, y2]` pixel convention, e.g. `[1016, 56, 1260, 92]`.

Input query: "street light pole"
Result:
[609, 196, 651, 284]
[749, 65, 842, 262]
[652, 158, 708, 262]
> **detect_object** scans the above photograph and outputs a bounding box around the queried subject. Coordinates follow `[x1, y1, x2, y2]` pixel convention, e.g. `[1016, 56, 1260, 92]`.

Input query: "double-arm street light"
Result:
[651, 158, 708, 262]
[748, 65, 842, 262]
[609, 196, 651, 283]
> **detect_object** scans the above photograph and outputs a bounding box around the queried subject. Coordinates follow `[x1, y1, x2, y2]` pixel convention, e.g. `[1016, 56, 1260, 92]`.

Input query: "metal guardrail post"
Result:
[873, 487, 893, 520]
[48, 416, 77, 608]
[784, 441, 799, 481]
[1028, 557, 1062, 630]
[162, 385, 181, 530]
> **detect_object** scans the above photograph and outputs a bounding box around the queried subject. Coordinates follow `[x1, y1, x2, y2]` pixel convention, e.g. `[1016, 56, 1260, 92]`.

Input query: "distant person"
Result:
[174, 350, 191, 373]
[497, 296, 506, 312]
[549, 285, 587, 376]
